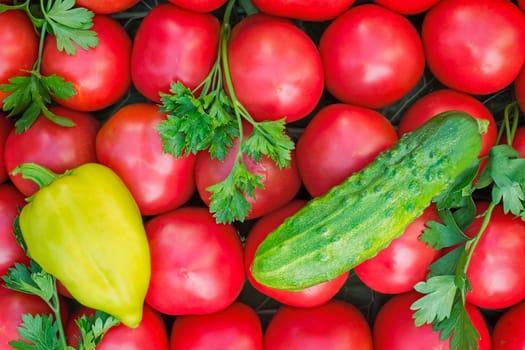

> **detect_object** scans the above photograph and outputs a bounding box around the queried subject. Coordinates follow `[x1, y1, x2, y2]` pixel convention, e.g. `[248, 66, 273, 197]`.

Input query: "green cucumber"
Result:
[250, 111, 483, 290]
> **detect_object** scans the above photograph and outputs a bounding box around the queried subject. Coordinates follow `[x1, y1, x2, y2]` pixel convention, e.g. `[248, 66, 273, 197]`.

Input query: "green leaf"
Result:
[427, 246, 465, 278]
[76, 311, 120, 350]
[420, 210, 470, 250]
[2, 261, 56, 303]
[433, 160, 479, 210]
[434, 302, 480, 350]
[40, 74, 76, 100]
[0, 75, 33, 117]
[411, 275, 457, 326]
[8, 314, 61, 350]
[243, 119, 294, 168]
[207, 161, 264, 223]
[45, 0, 98, 55]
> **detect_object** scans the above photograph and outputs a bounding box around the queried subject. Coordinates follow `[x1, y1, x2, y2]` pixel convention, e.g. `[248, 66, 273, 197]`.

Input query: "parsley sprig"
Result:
[2, 218, 119, 350]
[158, 0, 294, 223]
[0, 0, 98, 133]
[411, 102, 525, 350]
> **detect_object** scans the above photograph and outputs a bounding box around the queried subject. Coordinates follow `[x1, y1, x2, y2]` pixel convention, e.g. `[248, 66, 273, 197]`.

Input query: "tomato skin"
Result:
[465, 202, 525, 309]
[0, 114, 14, 183]
[250, 0, 356, 21]
[373, 0, 442, 15]
[145, 207, 245, 315]
[398, 89, 497, 158]
[0, 184, 28, 278]
[196, 121, 301, 220]
[514, 65, 525, 114]
[96, 103, 196, 216]
[422, 0, 525, 95]
[131, 3, 220, 103]
[373, 291, 491, 349]
[170, 302, 263, 350]
[0, 10, 39, 106]
[74, 0, 139, 14]
[245, 200, 348, 307]
[66, 304, 170, 350]
[319, 4, 425, 109]
[167, 0, 227, 12]
[492, 301, 525, 349]
[354, 205, 441, 294]
[228, 14, 324, 123]
[296, 103, 397, 197]
[264, 300, 373, 350]
[0, 286, 70, 347]
[509, 126, 525, 157]
[4, 106, 100, 197]
[41, 15, 131, 112]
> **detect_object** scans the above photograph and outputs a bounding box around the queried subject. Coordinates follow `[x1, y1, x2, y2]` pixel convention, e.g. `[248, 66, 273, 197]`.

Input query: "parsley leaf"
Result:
[3, 261, 55, 303]
[75, 311, 120, 350]
[421, 209, 471, 250]
[8, 314, 62, 350]
[411, 275, 457, 326]
[435, 301, 480, 350]
[44, 0, 98, 55]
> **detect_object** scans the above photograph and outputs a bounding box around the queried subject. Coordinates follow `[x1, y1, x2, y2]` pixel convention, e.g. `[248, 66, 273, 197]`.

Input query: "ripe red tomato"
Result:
[509, 126, 525, 157]
[397, 89, 498, 158]
[96, 103, 196, 216]
[373, 291, 491, 349]
[41, 15, 132, 112]
[264, 300, 373, 350]
[422, 0, 525, 95]
[131, 3, 220, 103]
[245, 200, 348, 307]
[465, 202, 525, 309]
[145, 206, 245, 315]
[319, 4, 425, 109]
[514, 65, 525, 114]
[0, 286, 69, 347]
[0, 10, 39, 107]
[492, 301, 525, 349]
[373, 0, 442, 15]
[66, 304, 170, 349]
[4, 106, 100, 197]
[195, 121, 301, 220]
[354, 204, 441, 294]
[167, 0, 227, 12]
[170, 302, 263, 350]
[296, 103, 397, 197]
[0, 114, 14, 183]
[227, 13, 324, 123]
[0, 184, 28, 278]
[75, 0, 140, 14]
[250, 0, 356, 21]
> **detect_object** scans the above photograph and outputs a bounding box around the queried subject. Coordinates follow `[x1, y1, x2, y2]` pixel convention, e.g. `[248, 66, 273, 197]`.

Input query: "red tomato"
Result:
[509, 126, 525, 157]
[41, 15, 131, 112]
[397, 89, 497, 157]
[422, 0, 525, 95]
[319, 4, 425, 109]
[145, 206, 245, 315]
[0, 10, 39, 106]
[373, 291, 491, 349]
[195, 121, 301, 220]
[170, 302, 263, 350]
[354, 205, 441, 294]
[373, 0, 442, 15]
[250, 0, 356, 21]
[131, 3, 220, 103]
[4, 106, 100, 197]
[264, 300, 373, 350]
[167, 0, 227, 12]
[245, 200, 348, 308]
[0, 114, 14, 183]
[228, 14, 324, 123]
[465, 202, 525, 309]
[96, 103, 196, 216]
[75, 0, 140, 14]
[492, 301, 525, 349]
[66, 304, 170, 350]
[296, 104, 397, 197]
[514, 65, 525, 114]
[0, 184, 28, 278]
[0, 286, 70, 347]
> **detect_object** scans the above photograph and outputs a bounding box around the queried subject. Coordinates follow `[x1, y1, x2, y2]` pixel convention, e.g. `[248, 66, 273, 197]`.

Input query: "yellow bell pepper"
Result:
[13, 162, 151, 328]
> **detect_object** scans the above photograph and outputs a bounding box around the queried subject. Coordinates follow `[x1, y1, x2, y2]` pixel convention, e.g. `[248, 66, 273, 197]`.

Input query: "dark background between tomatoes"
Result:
[85, 0, 513, 331]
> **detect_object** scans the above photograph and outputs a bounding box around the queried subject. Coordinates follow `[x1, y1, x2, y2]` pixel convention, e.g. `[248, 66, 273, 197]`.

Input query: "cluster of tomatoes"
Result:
[2, 0, 525, 348]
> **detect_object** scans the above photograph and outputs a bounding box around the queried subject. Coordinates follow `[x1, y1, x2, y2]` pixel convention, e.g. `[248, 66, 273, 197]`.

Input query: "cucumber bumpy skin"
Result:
[250, 111, 483, 290]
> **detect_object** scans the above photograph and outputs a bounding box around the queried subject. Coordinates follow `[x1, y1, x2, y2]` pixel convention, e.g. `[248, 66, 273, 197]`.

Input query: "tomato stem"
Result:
[11, 162, 60, 189]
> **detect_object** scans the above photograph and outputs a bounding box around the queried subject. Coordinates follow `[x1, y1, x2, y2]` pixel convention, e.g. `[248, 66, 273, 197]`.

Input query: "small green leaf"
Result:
[427, 246, 465, 278]
[420, 210, 469, 250]
[8, 314, 61, 350]
[2, 261, 56, 303]
[243, 119, 294, 168]
[434, 302, 480, 350]
[411, 275, 457, 326]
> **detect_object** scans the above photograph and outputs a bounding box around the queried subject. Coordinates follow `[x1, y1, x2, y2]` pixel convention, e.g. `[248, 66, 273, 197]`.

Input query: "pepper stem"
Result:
[11, 162, 59, 189]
